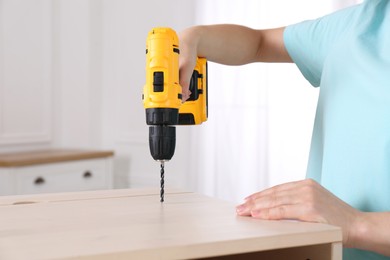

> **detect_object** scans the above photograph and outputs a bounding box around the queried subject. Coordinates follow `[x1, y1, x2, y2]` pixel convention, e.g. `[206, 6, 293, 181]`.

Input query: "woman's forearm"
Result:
[179, 24, 291, 65]
[351, 212, 390, 256]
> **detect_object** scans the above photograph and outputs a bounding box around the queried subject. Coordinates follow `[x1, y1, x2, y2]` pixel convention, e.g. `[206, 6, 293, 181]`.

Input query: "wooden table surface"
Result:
[0, 189, 342, 260]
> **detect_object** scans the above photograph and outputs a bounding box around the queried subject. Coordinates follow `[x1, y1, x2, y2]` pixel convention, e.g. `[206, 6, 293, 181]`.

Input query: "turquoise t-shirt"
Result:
[284, 0, 390, 259]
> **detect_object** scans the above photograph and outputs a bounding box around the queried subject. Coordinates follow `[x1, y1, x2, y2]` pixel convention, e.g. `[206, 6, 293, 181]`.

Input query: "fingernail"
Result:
[236, 204, 246, 214]
[251, 210, 260, 217]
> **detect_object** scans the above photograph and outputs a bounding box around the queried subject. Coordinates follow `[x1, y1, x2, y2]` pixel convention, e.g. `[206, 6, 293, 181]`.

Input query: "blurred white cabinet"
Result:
[0, 149, 114, 195]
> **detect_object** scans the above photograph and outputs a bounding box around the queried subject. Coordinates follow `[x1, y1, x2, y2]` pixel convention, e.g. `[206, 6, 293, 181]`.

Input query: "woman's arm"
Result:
[178, 24, 291, 100]
[352, 212, 390, 256]
[180, 24, 291, 64]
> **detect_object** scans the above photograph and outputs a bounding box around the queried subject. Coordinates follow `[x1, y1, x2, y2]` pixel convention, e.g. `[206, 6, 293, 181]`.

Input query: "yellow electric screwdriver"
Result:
[142, 27, 208, 202]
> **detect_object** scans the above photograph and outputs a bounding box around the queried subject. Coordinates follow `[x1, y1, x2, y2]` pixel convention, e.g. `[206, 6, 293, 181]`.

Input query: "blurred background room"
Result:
[0, 0, 359, 202]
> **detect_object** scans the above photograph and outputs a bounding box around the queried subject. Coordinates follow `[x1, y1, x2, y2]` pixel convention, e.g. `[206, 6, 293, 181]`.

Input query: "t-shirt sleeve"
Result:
[283, 5, 360, 87]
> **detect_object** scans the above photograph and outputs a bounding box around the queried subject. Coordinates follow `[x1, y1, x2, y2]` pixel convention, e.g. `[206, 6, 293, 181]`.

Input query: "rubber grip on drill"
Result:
[145, 108, 178, 125]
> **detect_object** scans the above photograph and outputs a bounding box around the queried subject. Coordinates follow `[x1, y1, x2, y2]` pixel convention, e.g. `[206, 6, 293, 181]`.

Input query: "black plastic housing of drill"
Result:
[146, 108, 178, 161]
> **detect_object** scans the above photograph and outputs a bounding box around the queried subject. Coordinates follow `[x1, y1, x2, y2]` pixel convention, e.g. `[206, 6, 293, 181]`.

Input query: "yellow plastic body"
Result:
[143, 27, 207, 125]
[143, 27, 181, 110]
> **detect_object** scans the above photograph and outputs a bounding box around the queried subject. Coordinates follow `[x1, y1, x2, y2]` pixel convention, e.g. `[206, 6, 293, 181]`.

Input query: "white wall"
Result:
[0, 0, 197, 190]
[0, 0, 360, 198]
[0, 0, 52, 150]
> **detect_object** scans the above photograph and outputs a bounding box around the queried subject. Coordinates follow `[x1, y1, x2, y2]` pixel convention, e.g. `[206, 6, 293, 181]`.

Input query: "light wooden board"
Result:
[0, 189, 342, 260]
[0, 149, 114, 167]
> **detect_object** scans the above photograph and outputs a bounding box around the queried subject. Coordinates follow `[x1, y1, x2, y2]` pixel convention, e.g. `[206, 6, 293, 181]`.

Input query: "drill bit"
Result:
[160, 161, 165, 202]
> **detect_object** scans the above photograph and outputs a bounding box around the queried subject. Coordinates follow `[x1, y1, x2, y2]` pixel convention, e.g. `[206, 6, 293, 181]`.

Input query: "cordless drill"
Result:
[142, 27, 208, 202]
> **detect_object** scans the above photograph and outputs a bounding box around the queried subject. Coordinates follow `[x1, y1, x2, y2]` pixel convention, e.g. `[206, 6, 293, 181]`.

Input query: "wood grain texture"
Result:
[0, 149, 114, 167]
[0, 189, 342, 260]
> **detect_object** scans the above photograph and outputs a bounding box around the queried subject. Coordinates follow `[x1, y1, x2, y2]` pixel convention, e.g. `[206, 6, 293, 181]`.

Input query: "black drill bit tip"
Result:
[160, 162, 165, 203]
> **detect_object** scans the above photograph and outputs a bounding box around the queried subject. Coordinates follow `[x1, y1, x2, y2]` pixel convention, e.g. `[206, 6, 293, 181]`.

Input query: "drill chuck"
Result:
[146, 107, 178, 161]
[149, 125, 176, 161]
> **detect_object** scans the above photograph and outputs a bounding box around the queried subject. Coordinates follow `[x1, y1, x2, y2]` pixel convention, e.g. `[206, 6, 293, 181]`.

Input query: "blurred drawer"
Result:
[15, 158, 110, 194]
[0, 149, 114, 195]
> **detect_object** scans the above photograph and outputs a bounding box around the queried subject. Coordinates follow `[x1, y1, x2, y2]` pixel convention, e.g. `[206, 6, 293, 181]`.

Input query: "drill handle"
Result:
[178, 58, 208, 125]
